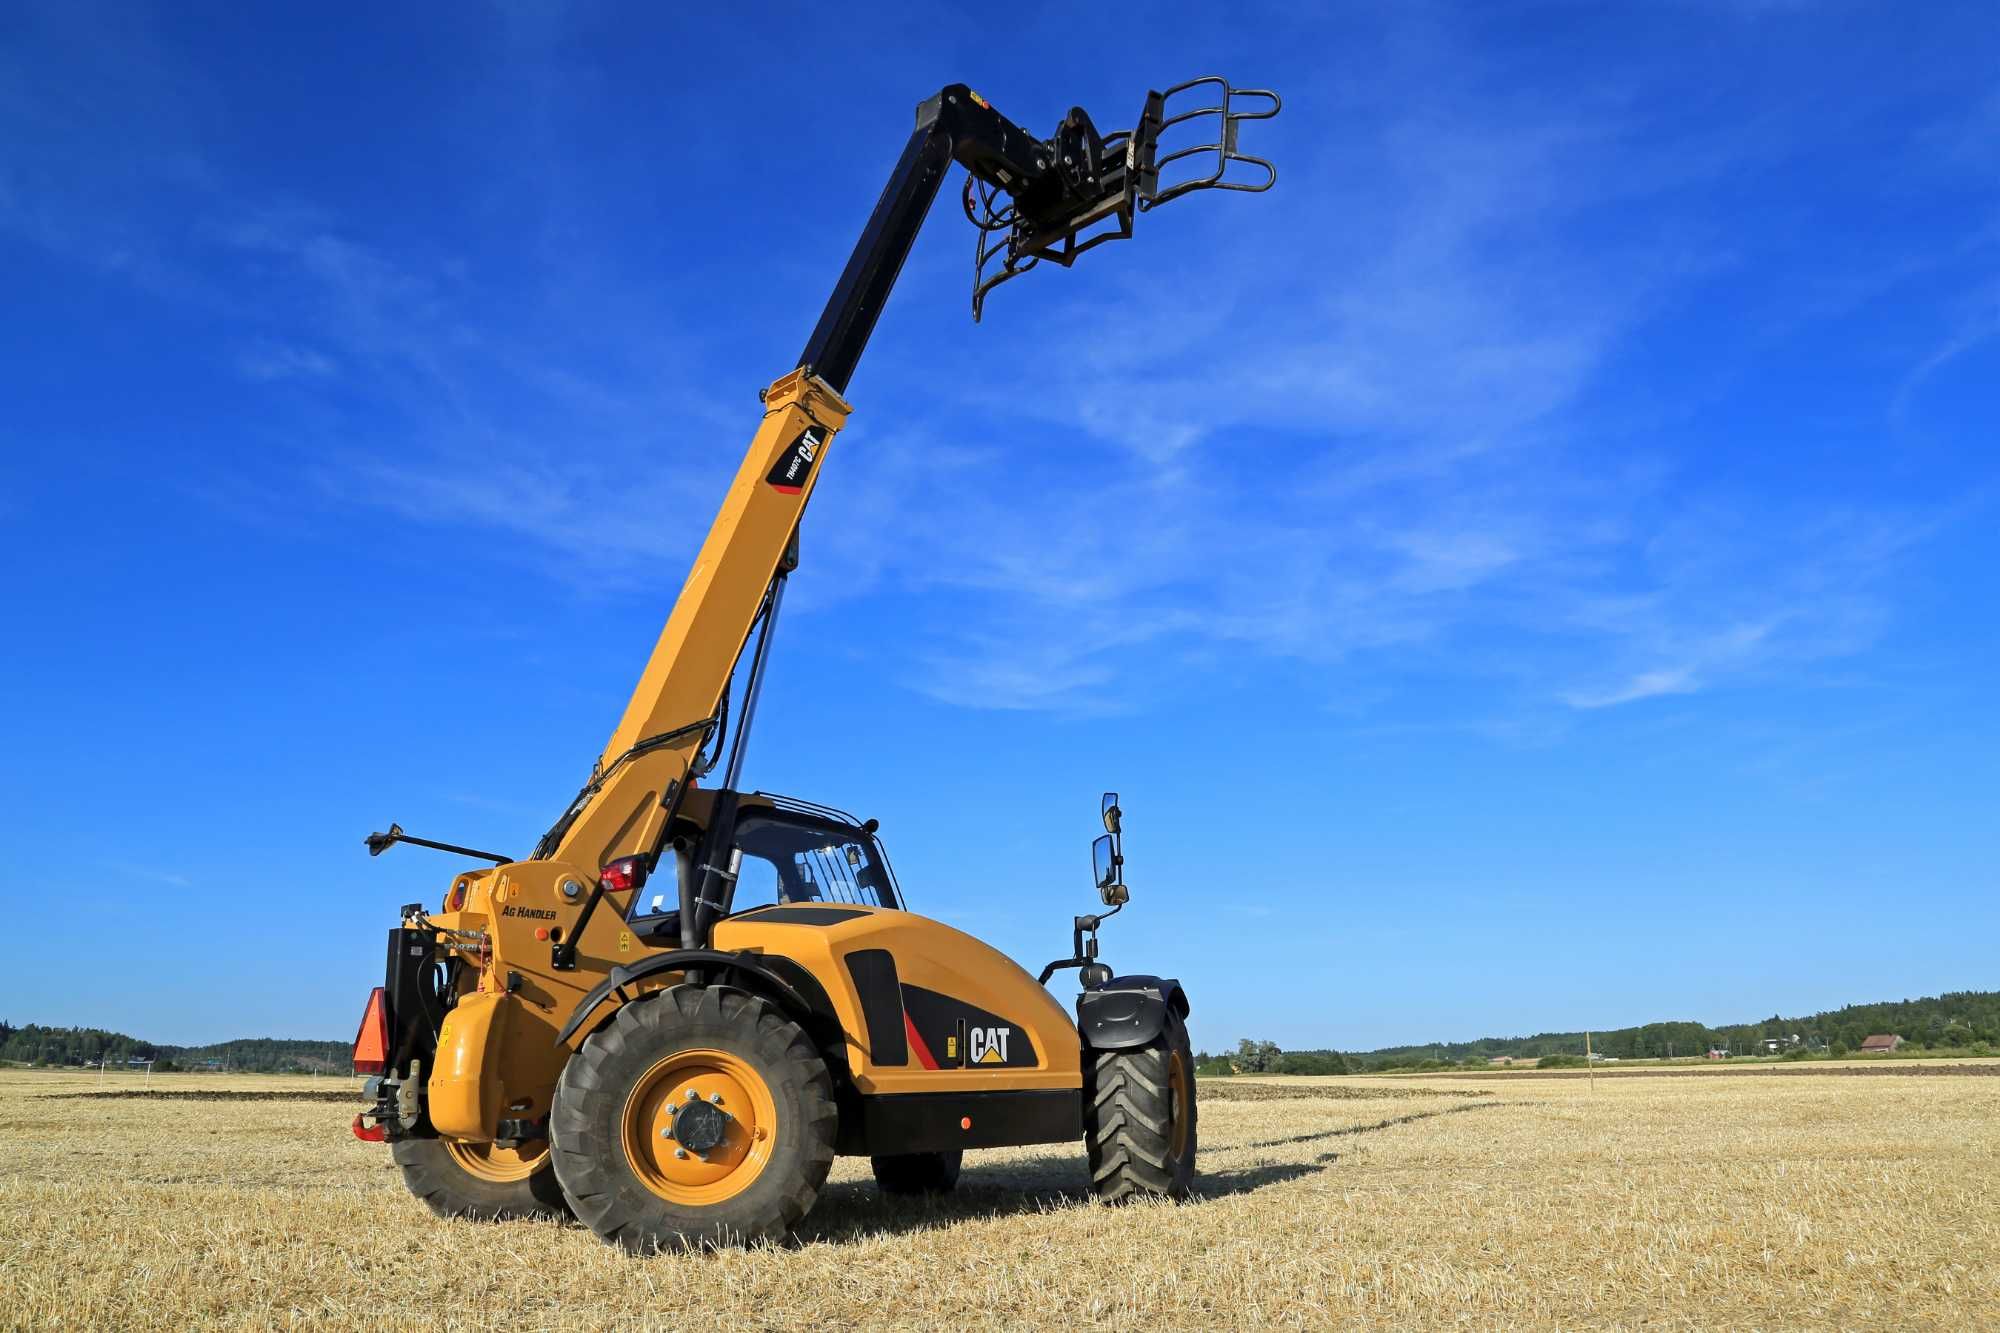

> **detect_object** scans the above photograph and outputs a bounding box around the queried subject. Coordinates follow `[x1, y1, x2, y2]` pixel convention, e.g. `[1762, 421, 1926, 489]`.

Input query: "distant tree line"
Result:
[0, 1023, 158, 1067]
[0, 1023, 348, 1073]
[1188, 990, 2000, 1078]
[1348, 989, 2000, 1069]
[1194, 1038, 1350, 1077]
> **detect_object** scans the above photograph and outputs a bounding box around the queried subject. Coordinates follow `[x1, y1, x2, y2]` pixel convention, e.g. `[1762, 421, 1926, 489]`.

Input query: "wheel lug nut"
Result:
[710, 1093, 724, 1104]
[674, 1147, 688, 1160]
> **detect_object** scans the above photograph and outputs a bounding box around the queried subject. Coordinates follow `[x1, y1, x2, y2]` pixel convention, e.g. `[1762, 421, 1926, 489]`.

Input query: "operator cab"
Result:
[628, 791, 902, 941]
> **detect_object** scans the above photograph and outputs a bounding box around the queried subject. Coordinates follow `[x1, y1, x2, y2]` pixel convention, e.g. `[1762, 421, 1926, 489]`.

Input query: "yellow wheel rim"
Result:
[622, 1047, 777, 1206]
[444, 1138, 548, 1184]
[1168, 1050, 1191, 1160]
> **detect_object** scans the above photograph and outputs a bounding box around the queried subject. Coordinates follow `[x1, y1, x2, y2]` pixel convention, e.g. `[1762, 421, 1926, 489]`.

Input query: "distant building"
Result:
[1858, 1034, 1904, 1054]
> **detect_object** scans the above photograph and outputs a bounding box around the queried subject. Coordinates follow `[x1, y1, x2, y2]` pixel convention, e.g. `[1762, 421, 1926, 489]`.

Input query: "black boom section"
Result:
[797, 77, 1282, 388]
[843, 948, 908, 1066]
[797, 85, 1049, 394]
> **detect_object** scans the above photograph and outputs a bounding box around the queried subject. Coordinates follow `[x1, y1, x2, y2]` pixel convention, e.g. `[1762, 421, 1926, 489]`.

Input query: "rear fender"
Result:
[427, 991, 508, 1139]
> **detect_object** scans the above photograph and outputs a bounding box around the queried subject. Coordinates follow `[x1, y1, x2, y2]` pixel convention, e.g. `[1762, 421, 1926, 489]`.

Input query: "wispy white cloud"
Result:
[7, 5, 1986, 724]
[1889, 278, 2000, 430]
[235, 339, 337, 382]
[107, 862, 192, 889]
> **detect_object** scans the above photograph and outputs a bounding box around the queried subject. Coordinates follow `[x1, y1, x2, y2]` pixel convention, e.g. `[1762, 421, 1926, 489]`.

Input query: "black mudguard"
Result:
[1075, 974, 1190, 1052]
[554, 948, 839, 1050]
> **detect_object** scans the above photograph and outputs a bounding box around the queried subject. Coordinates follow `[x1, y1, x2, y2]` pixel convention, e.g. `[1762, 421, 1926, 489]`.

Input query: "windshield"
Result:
[628, 810, 901, 927]
[732, 814, 900, 911]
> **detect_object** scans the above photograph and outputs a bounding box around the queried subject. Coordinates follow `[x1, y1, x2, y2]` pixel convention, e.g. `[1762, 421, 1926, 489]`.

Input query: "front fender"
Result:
[1075, 974, 1189, 1052]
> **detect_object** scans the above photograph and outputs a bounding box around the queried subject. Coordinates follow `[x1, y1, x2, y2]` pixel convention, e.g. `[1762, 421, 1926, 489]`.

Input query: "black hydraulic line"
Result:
[528, 713, 721, 861]
[720, 574, 785, 796]
[683, 574, 789, 950]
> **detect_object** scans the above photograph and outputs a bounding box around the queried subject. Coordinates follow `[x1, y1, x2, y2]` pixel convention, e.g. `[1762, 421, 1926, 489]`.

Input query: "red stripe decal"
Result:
[770, 483, 803, 494]
[905, 1012, 939, 1070]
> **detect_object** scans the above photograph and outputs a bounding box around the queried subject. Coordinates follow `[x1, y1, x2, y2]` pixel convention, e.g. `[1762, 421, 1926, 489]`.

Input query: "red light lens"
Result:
[445, 882, 466, 913]
[599, 856, 646, 893]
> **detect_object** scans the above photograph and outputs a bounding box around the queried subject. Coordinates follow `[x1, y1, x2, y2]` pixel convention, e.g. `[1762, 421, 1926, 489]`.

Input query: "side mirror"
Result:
[1092, 833, 1128, 906]
[1101, 793, 1121, 836]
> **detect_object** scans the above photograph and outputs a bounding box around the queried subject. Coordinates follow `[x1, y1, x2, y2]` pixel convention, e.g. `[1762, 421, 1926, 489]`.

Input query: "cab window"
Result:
[730, 815, 899, 912]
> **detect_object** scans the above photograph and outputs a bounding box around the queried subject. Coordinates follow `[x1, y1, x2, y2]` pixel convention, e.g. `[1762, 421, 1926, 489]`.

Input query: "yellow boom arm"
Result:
[542, 369, 850, 873]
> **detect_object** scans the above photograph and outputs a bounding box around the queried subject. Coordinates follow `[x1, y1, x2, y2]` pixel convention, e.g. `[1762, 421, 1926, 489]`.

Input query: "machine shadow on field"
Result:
[792, 1099, 1512, 1245]
[795, 1158, 1319, 1245]
[1234, 1098, 1508, 1152]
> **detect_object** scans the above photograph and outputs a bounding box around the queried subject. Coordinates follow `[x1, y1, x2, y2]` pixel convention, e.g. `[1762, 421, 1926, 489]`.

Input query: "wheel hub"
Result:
[621, 1047, 779, 1205]
[670, 1097, 730, 1153]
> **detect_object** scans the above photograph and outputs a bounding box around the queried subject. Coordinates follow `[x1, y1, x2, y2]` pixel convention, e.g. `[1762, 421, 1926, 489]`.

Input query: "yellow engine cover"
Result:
[711, 905, 1082, 1096]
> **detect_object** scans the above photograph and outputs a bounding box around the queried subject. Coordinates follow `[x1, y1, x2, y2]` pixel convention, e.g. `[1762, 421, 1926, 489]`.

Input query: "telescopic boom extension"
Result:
[372, 76, 1279, 953]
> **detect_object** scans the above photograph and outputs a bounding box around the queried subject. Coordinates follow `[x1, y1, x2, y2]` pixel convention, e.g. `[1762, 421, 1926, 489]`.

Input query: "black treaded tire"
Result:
[1083, 1007, 1197, 1202]
[390, 1136, 570, 1222]
[549, 984, 837, 1251]
[870, 1149, 962, 1196]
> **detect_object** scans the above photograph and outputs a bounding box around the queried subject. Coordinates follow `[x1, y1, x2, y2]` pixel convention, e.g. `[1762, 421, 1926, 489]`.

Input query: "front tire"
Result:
[391, 1136, 569, 1221]
[1083, 1008, 1197, 1202]
[549, 984, 837, 1251]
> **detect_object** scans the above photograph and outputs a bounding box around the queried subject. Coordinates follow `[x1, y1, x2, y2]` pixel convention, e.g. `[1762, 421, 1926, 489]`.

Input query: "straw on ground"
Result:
[2, 1065, 1993, 1328]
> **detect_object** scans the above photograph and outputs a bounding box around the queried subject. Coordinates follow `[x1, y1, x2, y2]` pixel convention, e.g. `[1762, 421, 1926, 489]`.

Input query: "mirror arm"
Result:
[1040, 909, 1117, 987]
[1038, 956, 1083, 985]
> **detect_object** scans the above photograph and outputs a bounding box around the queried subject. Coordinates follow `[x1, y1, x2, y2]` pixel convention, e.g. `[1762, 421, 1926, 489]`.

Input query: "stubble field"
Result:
[2, 1065, 1994, 1329]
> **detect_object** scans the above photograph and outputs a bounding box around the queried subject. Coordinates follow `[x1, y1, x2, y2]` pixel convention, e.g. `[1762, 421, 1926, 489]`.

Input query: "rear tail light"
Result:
[351, 1112, 386, 1143]
[445, 881, 467, 912]
[599, 856, 647, 893]
[352, 986, 390, 1076]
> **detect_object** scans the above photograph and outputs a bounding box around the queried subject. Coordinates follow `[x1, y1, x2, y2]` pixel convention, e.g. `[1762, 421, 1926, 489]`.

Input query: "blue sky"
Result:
[2, 2, 1995, 1052]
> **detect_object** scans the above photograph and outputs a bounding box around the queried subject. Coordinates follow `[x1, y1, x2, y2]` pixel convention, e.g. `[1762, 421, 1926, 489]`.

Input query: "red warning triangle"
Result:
[352, 986, 390, 1075]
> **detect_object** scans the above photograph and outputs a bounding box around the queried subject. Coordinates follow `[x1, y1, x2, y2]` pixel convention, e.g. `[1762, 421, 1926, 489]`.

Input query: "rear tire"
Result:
[549, 984, 837, 1251]
[1083, 1008, 1197, 1202]
[391, 1136, 569, 1222]
[870, 1149, 962, 1196]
